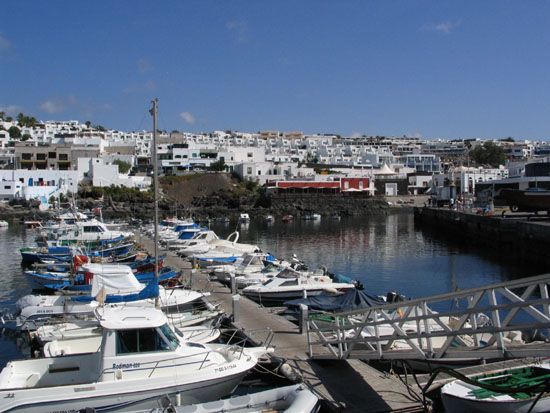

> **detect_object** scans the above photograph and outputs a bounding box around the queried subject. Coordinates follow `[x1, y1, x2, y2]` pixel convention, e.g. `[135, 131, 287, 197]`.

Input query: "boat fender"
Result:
[278, 363, 302, 383]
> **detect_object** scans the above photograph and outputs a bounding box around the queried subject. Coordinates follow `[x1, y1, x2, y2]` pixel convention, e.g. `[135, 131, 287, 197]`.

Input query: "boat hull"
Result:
[442, 390, 550, 413]
[0, 370, 248, 413]
[243, 288, 342, 306]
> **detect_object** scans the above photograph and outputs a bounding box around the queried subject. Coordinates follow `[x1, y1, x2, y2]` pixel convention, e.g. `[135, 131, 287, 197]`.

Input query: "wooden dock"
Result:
[137, 234, 425, 412]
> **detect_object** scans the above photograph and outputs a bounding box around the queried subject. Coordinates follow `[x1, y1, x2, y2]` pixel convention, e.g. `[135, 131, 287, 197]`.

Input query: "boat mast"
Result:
[150, 98, 160, 308]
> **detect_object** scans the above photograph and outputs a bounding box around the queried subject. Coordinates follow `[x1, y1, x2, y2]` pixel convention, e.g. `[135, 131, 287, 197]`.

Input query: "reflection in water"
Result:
[210, 213, 543, 299]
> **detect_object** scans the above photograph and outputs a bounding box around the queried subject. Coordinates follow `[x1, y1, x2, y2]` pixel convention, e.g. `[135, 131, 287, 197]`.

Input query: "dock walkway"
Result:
[137, 234, 425, 412]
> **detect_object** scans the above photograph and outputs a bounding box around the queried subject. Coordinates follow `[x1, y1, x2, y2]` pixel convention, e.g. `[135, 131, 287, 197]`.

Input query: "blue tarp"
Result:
[285, 288, 384, 312]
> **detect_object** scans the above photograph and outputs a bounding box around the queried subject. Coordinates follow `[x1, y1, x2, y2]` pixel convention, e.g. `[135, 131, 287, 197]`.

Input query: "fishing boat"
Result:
[0, 306, 270, 413]
[441, 360, 550, 413]
[130, 384, 319, 413]
[19, 245, 76, 265]
[31, 265, 180, 292]
[13, 265, 207, 330]
[40, 219, 134, 247]
[242, 268, 357, 306]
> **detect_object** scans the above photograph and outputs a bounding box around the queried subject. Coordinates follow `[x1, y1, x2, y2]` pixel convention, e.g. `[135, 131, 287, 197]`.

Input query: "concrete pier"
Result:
[137, 234, 425, 412]
[414, 206, 550, 267]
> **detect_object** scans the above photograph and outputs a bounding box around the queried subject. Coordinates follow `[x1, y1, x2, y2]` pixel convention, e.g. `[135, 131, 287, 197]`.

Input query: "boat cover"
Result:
[285, 288, 384, 312]
[82, 263, 143, 296]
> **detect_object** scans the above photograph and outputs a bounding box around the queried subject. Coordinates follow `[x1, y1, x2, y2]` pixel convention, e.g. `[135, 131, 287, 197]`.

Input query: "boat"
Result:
[210, 252, 272, 281]
[22, 220, 42, 229]
[129, 384, 319, 413]
[441, 360, 550, 413]
[167, 230, 220, 252]
[187, 232, 262, 266]
[238, 213, 250, 223]
[0, 306, 270, 412]
[39, 322, 222, 357]
[19, 245, 76, 265]
[302, 212, 321, 221]
[0, 220, 8, 227]
[242, 268, 357, 306]
[498, 188, 550, 213]
[281, 215, 293, 222]
[265, 214, 274, 223]
[40, 219, 134, 247]
[13, 264, 207, 330]
[33, 266, 180, 292]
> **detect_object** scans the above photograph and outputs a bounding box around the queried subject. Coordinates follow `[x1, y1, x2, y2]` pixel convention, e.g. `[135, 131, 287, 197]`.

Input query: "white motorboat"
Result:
[0, 306, 270, 413]
[189, 232, 261, 266]
[130, 384, 319, 413]
[242, 268, 356, 306]
[14, 264, 207, 330]
[441, 360, 550, 413]
[167, 230, 219, 251]
[42, 219, 134, 247]
[211, 252, 270, 283]
[238, 213, 250, 223]
[0, 220, 8, 227]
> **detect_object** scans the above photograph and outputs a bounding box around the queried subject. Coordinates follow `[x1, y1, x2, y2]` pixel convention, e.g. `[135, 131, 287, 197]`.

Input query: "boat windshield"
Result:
[159, 323, 180, 349]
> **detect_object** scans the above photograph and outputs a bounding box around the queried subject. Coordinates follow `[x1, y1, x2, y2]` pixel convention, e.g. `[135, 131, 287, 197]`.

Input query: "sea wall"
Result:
[414, 207, 550, 268]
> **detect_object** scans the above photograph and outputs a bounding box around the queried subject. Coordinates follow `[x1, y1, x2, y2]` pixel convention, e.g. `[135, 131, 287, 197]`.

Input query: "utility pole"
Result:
[150, 98, 160, 309]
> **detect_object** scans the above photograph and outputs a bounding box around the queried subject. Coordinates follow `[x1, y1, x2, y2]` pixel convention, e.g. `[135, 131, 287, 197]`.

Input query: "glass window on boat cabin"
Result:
[280, 280, 299, 286]
[83, 225, 104, 233]
[116, 326, 177, 354]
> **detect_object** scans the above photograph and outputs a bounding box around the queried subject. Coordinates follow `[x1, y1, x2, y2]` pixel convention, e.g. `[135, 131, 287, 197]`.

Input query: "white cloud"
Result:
[38, 95, 110, 117]
[350, 132, 362, 139]
[123, 80, 156, 94]
[0, 33, 11, 51]
[0, 104, 22, 116]
[422, 20, 461, 35]
[180, 111, 195, 125]
[226, 20, 248, 43]
[137, 58, 152, 73]
[40, 99, 64, 114]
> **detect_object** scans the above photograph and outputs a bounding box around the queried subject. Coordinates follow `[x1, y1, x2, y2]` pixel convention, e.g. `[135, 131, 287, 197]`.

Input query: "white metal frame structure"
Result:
[306, 273, 550, 360]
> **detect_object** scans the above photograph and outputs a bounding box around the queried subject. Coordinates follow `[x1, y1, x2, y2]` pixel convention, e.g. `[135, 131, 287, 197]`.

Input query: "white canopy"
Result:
[374, 163, 395, 175]
[82, 263, 142, 297]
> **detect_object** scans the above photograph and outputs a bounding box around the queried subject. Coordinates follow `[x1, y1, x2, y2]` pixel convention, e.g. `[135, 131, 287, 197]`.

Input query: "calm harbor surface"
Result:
[0, 212, 545, 367]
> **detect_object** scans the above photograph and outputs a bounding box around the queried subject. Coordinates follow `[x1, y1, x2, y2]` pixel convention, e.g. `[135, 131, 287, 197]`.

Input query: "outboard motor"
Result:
[386, 291, 405, 303]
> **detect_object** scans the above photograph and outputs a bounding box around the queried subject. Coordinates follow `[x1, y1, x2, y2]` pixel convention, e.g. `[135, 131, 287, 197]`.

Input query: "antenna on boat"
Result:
[150, 98, 161, 309]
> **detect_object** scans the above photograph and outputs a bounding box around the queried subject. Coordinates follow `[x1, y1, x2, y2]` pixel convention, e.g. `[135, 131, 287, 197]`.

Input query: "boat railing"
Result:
[306, 273, 550, 361]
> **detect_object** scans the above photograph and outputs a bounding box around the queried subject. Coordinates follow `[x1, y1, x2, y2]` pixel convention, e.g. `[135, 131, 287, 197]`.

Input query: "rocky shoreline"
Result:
[0, 194, 403, 222]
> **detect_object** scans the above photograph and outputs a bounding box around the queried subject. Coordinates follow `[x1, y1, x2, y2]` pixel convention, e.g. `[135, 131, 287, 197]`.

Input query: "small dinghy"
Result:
[441, 360, 550, 413]
[130, 384, 319, 413]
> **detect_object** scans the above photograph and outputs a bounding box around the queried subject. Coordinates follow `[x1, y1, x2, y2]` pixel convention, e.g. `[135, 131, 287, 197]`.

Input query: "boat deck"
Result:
[137, 234, 425, 412]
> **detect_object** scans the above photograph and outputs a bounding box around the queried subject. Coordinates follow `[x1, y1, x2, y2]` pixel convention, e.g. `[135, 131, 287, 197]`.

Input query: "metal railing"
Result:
[306, 273, 550, 360]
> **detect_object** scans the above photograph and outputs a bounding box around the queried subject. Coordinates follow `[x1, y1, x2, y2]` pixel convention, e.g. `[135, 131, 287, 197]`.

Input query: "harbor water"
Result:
[0, 212, 545, 368]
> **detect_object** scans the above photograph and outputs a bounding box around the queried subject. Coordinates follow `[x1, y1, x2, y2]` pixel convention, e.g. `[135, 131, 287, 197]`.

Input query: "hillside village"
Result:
[1, 113, 550, 209]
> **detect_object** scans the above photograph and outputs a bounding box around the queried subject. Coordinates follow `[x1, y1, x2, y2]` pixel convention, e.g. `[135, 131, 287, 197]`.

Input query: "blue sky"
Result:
[1, 1, 550, 139]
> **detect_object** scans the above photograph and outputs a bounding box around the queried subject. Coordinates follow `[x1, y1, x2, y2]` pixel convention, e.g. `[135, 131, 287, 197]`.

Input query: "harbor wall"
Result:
[414, 207, 550, 268]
